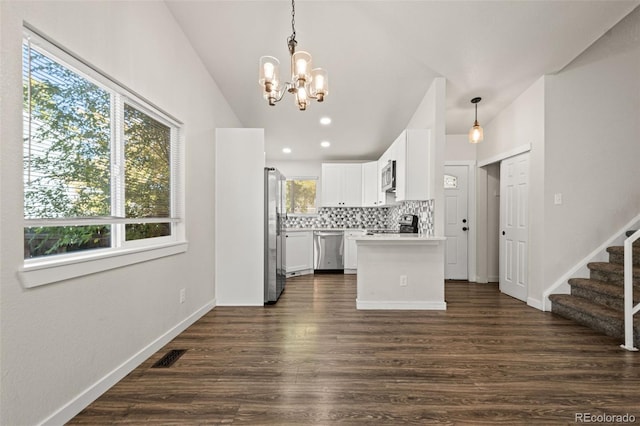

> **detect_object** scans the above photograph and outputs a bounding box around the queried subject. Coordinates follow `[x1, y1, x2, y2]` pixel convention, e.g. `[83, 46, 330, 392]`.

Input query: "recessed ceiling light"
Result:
[320, 141, 331, 148]
[320, 117, 332, 125]
[282, 147, 292, 154]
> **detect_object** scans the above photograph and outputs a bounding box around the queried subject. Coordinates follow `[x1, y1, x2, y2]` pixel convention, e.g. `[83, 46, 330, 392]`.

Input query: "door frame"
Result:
[444, 161, 476, 282]
[499, 151, 530, 302]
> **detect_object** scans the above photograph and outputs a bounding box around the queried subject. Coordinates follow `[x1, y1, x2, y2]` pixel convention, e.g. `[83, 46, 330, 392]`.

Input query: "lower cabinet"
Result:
[344, 230, 364, 274]
[285, 231, 314, 277]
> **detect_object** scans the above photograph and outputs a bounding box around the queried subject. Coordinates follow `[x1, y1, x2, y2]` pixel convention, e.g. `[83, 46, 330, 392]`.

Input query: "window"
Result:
[285, 177, 317, 214]
[444, 174, 458, 189]
[21, 28, 184, 284]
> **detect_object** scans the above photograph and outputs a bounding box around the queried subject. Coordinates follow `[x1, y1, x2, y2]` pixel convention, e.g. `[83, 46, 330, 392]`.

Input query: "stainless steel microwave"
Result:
[381, 160, 396, 192]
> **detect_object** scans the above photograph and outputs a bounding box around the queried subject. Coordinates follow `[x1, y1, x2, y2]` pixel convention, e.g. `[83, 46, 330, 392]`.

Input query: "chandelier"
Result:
[258, 0, 328, 110]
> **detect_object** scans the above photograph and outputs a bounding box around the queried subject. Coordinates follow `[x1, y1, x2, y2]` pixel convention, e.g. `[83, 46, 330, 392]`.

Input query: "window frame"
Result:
[285, 176, 319, 216]
[19, 27, 187, 288]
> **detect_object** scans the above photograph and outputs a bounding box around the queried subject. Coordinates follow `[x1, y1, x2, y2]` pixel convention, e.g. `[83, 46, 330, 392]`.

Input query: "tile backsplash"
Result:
[285, 207, 388, 229]
[387, 200, 434, 236]
[285, 200, 434, 235]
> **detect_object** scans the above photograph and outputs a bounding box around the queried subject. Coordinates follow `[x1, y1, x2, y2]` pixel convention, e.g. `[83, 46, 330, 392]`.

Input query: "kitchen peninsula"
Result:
[351, 234, 446, 310]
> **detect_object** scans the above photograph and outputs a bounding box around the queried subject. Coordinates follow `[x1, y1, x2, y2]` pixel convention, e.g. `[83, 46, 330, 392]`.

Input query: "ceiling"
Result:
[165, 0, 638, 161]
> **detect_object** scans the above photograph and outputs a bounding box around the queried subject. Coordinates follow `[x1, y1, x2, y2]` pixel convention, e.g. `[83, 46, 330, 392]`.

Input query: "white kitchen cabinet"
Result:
[361, 161, 380, 207]
[321, 163, 363, 207]
[394, 129, 432, 202]
[344, 230, 364, 273]
[285, 231, 313, 276]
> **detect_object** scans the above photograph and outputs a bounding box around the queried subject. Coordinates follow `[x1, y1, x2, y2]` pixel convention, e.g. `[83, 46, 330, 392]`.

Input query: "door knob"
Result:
[462, 227, 468, 231]
[462, 219, 467, 223]
[502, 231, 506, 236]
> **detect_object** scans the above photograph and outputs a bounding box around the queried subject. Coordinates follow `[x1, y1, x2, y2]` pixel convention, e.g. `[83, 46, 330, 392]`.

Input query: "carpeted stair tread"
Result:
[606, 246, 640, 266]
[587, 261, 640, 278]
[568, 278, 640, 305]
[569, 278, 640, 310]
[549, 294, 640, 346]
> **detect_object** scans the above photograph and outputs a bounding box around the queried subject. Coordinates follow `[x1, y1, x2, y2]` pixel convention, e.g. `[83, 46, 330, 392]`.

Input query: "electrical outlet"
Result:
[179, 288, 186, 304]
[554, 193, 563, 205]
[400, 275, 408, 287]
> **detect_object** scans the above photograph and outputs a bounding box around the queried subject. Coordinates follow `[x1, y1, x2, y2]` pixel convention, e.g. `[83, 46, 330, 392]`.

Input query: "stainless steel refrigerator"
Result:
[264, 167, 286, 303]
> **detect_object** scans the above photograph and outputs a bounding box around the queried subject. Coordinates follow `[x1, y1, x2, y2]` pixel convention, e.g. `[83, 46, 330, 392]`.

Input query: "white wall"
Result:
[475, 5, 640, 305]
[0, 2, 241, 424]
[215, 129, 265, 305]
[407, 77, 447, 236]
[268, 160, 323, 202]
[475, 77, 546, 302]
[543, 7, 640, 291]
[445, 134, 477, 161]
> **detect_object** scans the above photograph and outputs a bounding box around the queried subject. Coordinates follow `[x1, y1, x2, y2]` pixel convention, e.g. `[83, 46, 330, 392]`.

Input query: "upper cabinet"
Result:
[394, 129, 432, 202]
[321, 163, 363, 207]
[361, 161, 379, 207]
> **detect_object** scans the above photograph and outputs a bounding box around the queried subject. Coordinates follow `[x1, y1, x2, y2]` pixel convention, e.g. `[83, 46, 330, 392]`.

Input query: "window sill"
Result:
[19, 241, 188, 288]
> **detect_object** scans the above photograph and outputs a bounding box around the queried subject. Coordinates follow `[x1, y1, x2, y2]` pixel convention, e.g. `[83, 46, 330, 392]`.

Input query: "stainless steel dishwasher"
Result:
[313, 231, 344, 271]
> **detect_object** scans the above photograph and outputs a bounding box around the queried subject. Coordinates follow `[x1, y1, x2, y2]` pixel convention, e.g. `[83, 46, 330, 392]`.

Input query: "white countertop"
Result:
[350, 234, 446, 243]
[284, 228, 367, 232]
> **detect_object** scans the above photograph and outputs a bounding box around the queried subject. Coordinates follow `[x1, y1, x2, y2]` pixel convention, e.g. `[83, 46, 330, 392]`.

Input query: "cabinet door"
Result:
[321, 164, 342, 207]
[285, 231, 313, 273]
[322, 163, 363, 207]
[344, 232, 358, 269]
[362, 161, 379, 207]
[341, 164, 363, 207]
[396, 129, 431, 202]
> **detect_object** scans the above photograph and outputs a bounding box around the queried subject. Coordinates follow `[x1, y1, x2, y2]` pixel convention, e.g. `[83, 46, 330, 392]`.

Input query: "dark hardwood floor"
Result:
[69, 275, 640, 425]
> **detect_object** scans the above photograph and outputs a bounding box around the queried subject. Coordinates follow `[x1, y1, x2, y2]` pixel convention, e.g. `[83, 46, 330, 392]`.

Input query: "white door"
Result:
[499, 152, 529, 301]
[444, 165, 469, 280]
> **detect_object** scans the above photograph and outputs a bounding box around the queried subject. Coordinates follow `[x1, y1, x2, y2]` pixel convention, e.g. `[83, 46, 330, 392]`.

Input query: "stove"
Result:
[365, 229, 400, 235]
[398, 214, 419, 233]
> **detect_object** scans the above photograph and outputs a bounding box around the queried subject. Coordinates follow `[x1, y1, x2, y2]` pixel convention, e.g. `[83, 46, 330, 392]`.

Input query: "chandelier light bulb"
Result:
[311, 68, 328, 101]
[469, 123, 484, 144]
[292, 51, 312, 82]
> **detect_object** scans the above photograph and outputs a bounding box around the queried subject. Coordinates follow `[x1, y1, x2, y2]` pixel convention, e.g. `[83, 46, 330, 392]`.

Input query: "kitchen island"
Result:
[350, 234, 446, 310]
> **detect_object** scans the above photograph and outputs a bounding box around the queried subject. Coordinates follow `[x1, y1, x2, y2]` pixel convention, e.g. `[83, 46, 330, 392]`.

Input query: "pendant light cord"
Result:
[287, 0, 297, 54]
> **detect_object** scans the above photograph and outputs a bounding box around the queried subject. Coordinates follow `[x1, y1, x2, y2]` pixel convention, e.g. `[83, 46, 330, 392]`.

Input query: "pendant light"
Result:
[469, 97, 484, 144]
[258, 0, 328, 110]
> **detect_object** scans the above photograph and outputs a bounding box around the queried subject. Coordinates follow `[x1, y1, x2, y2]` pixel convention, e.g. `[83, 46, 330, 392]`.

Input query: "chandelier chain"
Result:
[287, 0, 297, 50]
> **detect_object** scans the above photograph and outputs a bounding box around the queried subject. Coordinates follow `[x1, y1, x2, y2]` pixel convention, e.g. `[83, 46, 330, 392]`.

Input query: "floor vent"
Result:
[152, 349, 187, 368]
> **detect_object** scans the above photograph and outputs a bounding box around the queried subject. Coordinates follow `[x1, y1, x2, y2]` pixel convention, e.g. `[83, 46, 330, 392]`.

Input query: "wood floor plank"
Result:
[68, 275, 640, 425]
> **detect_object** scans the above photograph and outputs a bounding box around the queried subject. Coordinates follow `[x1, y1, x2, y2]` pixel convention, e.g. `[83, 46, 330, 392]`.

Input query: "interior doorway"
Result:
[444, 164, 469, 280]
[499, 151, 530, 301]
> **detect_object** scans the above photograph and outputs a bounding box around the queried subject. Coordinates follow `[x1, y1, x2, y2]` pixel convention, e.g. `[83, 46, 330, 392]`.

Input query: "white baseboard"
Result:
[286, 269, 313, 278]
[40, 300, 216, 426]
[356, 299, 447, 310]
[527, 297, 543, 311]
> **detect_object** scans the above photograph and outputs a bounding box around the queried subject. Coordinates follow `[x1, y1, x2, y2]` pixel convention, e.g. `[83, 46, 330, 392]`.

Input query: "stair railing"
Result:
[621, 229, 640, 351]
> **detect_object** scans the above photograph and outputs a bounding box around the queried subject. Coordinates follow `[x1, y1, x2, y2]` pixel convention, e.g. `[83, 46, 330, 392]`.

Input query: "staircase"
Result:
[549, 231, 640, 347]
